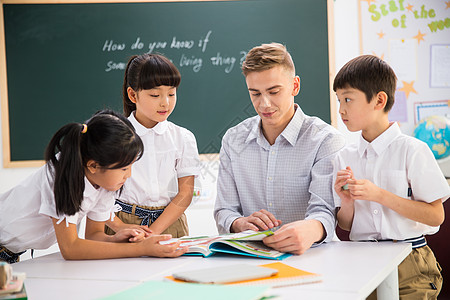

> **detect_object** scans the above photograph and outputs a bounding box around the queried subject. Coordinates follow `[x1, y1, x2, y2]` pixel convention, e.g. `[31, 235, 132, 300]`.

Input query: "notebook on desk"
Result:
[167, 262, 322, 287]
[172, 264, 278, 284]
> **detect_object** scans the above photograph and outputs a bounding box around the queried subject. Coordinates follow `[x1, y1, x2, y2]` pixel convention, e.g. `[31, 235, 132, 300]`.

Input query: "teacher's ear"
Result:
[292, 76, 300, 97]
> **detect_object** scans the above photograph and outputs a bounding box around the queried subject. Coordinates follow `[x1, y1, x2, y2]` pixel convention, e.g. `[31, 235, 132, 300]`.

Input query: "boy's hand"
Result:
[334, 166, 354, 203]
[231, 209, 282, 232]
[347, 178, 383, 202]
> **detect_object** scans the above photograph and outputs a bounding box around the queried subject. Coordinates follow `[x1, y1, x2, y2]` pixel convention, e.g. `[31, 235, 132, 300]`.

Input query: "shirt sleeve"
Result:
[408, 142, 450, 203]
[86, 191, 116, 222]
[332, 151, 347, 208]
[176, 129, 201, 178]
[305, 131, 346, 243]
[214, 131, 244, 234]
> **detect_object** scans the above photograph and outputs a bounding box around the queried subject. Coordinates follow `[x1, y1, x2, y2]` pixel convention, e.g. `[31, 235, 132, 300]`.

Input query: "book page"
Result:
[211, 240, 287, 259]
[159, 230, 277, 257]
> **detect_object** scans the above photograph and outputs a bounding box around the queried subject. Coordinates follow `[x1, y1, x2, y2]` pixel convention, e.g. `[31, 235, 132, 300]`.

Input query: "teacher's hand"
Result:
[231, 209, 282, 232]
[263, 219, 325, 255]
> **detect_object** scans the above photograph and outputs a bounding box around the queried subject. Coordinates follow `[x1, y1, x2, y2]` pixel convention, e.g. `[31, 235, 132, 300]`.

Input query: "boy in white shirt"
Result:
[333, 55, 449, 299]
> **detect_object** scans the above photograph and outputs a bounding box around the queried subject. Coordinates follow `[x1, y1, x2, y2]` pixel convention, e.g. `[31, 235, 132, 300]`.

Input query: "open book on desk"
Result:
[160, 230, 291, 260]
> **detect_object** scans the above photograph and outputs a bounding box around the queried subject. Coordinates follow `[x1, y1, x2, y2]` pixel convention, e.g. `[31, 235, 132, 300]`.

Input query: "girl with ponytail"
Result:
[0, 110, 186, 263]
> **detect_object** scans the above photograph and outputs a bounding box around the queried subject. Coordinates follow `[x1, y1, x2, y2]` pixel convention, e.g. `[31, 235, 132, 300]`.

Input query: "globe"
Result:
[413, 115, 450, 160]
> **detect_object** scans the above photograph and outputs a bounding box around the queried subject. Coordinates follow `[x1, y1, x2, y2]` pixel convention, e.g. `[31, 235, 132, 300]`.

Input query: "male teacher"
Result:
[214, 43, 345, 255]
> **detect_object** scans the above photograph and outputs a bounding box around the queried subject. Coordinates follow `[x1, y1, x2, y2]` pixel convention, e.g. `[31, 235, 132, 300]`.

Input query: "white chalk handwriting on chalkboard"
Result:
[102, 30, 247, 74]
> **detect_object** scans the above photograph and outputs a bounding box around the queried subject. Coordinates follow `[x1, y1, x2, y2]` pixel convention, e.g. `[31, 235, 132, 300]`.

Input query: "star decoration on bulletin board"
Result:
[377, 30, 385, 39]
[446, 1, 450, 9]
[399, 81, 418, 98]
[406, 4, 414, 12]
[413, 30, 426, 44]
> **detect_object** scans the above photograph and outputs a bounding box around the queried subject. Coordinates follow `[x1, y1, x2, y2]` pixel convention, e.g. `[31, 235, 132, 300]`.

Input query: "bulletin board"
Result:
[358, 0, 450, 136]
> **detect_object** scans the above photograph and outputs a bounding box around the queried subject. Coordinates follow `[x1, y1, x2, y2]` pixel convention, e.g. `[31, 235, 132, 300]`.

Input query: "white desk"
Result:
[13, 241, 411, 300]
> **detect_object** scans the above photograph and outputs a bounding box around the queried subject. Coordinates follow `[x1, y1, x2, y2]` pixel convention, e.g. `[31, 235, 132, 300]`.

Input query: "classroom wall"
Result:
[0, 0, 359, 193]
[0, 0, 359, 237]
[1, 0, 359, 260]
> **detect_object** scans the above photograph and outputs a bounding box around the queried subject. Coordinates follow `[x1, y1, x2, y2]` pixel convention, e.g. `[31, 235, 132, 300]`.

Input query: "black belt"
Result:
[0, 246, 25, 264]
[115, 200, 164, 226]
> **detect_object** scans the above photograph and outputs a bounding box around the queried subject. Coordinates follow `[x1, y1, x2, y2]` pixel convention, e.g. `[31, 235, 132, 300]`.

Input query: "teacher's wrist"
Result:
[230, 217, 244, 233]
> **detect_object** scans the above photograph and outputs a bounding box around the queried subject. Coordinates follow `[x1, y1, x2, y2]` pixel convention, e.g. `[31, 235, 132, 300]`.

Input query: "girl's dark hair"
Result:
[123, 53, 181, 117]
[45, 109, 144, 216]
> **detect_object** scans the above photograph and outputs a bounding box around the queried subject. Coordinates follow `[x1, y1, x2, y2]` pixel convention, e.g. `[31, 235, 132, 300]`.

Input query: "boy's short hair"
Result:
[333, 55, 397, 112]
[242, 43, 295, 77]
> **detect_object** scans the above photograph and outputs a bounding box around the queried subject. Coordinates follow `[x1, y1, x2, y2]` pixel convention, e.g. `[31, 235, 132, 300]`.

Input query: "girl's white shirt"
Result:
[118, 112, 200, 207]
[0, 164, 116, 253]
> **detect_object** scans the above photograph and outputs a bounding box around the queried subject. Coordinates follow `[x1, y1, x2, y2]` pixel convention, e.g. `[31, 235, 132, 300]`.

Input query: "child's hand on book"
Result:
[143, 235, 188, 257]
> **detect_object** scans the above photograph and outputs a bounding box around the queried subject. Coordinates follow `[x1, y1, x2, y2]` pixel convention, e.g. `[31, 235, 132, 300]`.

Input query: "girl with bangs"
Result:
[0, 110, 186, 264]
[105, 54, 200, 238]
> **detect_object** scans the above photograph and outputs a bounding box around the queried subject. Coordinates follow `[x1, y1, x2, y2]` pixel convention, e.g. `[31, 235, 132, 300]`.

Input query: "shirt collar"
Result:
[245, 104, 304, 147]
[245, 118, 261, 144]
[280, 104, 304, 146]
[84, 176, 99, 198]
[129, 111, 168, 135]
[358, 122, 401, 157]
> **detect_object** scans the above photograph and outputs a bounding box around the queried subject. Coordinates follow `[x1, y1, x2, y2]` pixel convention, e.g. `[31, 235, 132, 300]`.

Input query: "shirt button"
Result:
[373, 209, 379, 215]
[269, 203, 273, 207]
[271, 151, 276, 155]
[268, 177, 272, 181]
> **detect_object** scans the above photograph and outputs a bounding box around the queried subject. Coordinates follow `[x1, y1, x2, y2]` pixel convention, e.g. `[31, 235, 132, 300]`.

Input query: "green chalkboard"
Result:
[2, 0, 333, 164]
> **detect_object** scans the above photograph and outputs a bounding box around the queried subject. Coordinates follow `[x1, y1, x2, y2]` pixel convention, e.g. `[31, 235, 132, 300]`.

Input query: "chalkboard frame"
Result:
[0, 0, 336, 168]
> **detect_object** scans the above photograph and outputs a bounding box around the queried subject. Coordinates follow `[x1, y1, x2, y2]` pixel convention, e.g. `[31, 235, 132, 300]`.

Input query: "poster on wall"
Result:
[358, 0, 450, 136]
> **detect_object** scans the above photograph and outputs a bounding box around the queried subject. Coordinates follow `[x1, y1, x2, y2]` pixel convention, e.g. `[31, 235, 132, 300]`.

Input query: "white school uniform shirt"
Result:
[118, 112, 200, 207]
[0, 164, 116, 253]
[334, 122, 450, 241]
